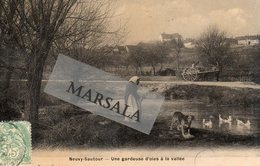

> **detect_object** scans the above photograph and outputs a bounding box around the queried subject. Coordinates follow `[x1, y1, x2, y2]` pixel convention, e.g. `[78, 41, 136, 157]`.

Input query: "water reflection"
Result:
[160, 101, 259, 136]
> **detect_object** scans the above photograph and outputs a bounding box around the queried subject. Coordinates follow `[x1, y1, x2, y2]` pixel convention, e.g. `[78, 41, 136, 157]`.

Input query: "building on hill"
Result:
[235, 35, 260, 46]
[113, 45, 127, 55]
[183, 38, 196, 48]
[160, 32, 182, 42]
[226, 38, 238, 46]
[125, 45, 140, 54]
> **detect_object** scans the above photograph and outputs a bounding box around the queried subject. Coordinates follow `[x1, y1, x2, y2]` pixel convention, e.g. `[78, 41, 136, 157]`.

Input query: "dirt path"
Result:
[141, 81, 260, 90]
[12, 79, 260, 89]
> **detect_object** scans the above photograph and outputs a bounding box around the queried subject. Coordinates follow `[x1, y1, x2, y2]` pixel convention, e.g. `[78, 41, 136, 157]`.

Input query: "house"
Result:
[125, 45, 140, 54]
[235, 35, 260, 46]
[226, 38, 238, 45]
[160, 32, 182, 42]
[113, 45, 127, 55]
[183, 38, 196, 48]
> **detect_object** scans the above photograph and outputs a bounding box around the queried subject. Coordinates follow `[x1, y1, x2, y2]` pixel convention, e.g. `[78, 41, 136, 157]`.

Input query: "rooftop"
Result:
[161, 32, 182, 40]
[235, 35, 260, 40]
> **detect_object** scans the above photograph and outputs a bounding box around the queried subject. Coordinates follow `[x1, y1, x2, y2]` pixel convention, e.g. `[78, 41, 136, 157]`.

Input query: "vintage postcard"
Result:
[0, 0, 260, 166]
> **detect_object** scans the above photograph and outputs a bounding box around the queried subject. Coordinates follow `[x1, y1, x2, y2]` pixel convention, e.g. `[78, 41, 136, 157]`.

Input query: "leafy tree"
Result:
[139, 42, 169, 75]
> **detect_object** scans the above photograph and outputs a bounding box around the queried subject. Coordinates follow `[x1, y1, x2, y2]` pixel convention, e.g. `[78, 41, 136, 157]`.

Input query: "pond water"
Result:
[158, 100, 260, 136]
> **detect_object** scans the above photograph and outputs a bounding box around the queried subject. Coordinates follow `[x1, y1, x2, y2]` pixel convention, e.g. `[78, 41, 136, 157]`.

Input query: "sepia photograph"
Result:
[0, 0, 260, 165]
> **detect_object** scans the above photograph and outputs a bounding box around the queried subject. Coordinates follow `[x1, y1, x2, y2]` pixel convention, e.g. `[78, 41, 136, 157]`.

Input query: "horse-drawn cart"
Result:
[181, 66, 219, 81]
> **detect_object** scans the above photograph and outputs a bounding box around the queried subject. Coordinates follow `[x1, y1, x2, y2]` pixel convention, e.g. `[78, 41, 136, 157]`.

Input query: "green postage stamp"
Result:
[0, 121, 31, 166]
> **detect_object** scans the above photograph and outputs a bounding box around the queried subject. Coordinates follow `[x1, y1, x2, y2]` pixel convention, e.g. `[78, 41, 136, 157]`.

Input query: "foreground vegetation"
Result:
[31, 83, 260, 148]
[35, 105, 257, 149]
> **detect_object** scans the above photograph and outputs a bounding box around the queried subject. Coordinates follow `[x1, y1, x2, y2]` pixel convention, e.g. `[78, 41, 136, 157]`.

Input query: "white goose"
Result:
[219, 114, 232, 123]
[202, 116, 214, 129]
[236, 119, 251, 129]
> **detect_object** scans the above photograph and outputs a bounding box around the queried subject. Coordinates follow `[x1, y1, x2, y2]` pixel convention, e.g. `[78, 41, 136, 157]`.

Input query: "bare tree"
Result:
[196, 25, 232, 81]
[0, 0, 120, 139]
[169, 38, 184, 70]
[0, 1, 27, 120]
[156, 42, 171, 72]
[163, 38, 184, 70]
[139, 42, 169, 75]
[126, 45, 145, 75]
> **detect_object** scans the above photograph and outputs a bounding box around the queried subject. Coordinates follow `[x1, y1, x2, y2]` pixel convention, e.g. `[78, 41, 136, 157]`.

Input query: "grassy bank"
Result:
[33, 82, 260, 148]
[154, 84, 260, 107]
[3, 80, 259, 148]
[35, 106, 257, 149]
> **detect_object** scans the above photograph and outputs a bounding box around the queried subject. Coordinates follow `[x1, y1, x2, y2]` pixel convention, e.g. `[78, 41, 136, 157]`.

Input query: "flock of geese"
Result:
[202, 114, 251, 129]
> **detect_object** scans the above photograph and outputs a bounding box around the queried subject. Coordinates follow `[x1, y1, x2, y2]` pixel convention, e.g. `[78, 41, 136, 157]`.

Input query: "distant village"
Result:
[111, 32, 260, 55]
[42, 32, 260, 82]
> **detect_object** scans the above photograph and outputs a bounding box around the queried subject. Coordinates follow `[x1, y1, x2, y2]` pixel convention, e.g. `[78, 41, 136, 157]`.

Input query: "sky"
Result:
[112, 0, 260, 44]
